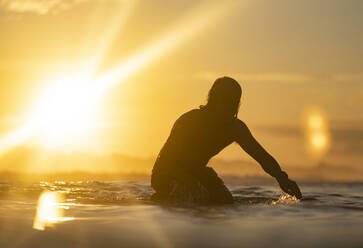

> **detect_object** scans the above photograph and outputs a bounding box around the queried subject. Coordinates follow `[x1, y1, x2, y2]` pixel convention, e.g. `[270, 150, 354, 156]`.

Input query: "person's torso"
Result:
[153, 109, 237, 174]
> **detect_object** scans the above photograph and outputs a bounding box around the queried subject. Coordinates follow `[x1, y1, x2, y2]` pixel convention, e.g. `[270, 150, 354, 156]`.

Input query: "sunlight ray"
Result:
[94, 0, 240, 94]
[0, 121, 35, 153]
[84, 0, 136, 74]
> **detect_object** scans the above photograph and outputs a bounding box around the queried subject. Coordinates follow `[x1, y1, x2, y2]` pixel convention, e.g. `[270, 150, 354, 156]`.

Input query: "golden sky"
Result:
[0, 0, 362, 174]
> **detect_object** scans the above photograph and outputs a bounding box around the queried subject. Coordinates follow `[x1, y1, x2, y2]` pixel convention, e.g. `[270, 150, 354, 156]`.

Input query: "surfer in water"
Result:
[151, 76, 302, 204]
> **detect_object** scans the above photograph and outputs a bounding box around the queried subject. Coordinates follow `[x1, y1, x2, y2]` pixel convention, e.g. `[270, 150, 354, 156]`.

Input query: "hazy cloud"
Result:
[255, 122, 363, 157]
[0, 0, 87, 15]
[195, 71, 363, 83]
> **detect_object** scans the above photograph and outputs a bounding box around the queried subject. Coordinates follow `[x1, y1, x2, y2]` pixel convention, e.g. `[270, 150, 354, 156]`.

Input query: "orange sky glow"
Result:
[0, 0, 362, 180]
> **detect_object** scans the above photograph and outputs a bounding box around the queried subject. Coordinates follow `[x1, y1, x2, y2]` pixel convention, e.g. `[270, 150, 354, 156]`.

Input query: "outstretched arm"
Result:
[235, 120, 302, 199]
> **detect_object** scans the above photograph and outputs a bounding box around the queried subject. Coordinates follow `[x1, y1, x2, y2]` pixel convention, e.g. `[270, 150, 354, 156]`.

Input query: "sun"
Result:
[29, 73, 102, 150]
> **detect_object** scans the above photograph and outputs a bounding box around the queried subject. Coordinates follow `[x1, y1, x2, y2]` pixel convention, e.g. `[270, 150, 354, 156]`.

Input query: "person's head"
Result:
[201, 76, 242, 119]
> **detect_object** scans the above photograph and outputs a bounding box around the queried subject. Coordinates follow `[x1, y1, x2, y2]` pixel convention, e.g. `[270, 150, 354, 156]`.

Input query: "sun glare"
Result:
[0, 1, 240, 154]
[33, 191, 74, 231]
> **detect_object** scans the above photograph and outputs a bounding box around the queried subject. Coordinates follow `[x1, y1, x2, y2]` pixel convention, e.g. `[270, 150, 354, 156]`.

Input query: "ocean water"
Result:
[0, 181, 363, 248]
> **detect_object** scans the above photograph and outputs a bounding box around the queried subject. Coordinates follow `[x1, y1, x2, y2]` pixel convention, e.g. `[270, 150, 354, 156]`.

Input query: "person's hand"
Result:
[277, 176, 302, 199]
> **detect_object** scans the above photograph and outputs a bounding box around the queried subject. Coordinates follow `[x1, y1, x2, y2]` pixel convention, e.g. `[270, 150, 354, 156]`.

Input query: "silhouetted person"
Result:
[151, 77, 302, 205]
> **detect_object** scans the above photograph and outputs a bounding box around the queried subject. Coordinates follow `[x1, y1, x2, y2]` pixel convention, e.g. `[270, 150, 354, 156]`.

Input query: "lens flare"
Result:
[33, 191, 74, 231]
[311, 132, 327, 150]
[305, 108, 330, 156]
[308, 114, 324, 131]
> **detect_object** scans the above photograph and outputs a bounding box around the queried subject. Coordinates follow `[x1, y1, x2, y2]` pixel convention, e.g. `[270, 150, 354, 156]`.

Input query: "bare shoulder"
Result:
[179, 109, 200, 119]
[172, 109, 201, 129]
[176, 109, 200, 123]
[233, 118, 252, 138]
[234, 118, 249, 130]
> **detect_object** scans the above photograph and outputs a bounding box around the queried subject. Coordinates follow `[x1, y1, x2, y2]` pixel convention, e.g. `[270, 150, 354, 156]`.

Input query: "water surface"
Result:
[0, 181, 362, 248]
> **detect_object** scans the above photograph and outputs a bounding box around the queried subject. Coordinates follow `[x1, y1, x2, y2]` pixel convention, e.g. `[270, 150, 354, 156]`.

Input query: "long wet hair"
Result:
[200, 76, 242, 118]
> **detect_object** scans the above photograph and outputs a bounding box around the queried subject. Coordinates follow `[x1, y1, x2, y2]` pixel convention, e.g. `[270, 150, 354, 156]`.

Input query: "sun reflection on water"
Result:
[33, 191, 75, 231]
